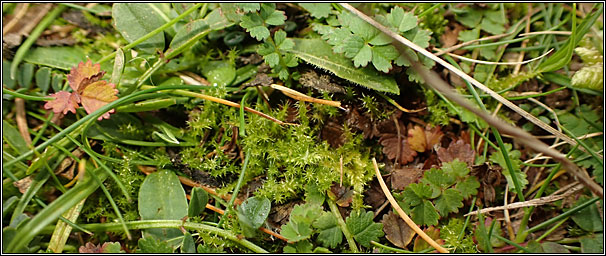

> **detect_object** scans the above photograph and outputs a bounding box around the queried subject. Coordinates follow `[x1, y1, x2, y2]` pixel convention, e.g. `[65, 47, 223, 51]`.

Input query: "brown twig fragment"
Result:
[372, 158, 449, 253]
[14, 98, 32, 146]
[270, 83, 344, 109]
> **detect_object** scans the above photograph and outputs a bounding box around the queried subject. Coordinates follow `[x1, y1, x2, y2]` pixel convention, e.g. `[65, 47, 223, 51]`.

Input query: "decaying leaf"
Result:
[78, 242, 123, 253]
[407, 125, 427, 152]
[437, 139, 475, 166]
[380, 133, 417, 165]
[13, 176, 33, 194]
[328, 184, 354, 207]
[390, 165, 424, 190]
[381, 211, 415, 248]
[364, 179, 386, 209]
[44, 60, 118, 120]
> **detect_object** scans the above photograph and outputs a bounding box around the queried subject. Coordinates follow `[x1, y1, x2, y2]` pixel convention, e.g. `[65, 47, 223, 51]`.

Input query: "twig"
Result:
[514, 5, 532, 75]
[434, 32, 513, 56]
[371, 158, 449, 253]
[14, 98, 32, 146]
[466, 183, 584, 216]
[270, 84, 343, 109]
[339, 3, 603, 198]
[445, 48, 552, 65]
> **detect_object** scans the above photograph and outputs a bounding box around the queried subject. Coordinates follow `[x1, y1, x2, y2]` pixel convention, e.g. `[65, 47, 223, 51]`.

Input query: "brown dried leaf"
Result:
[364, 179, 386, 209]
[413, 226, 443, 252]
[407, 125, 426, 152]
[380, 133, 417, 165]
[67, 60, 105, 93]
[382, 211, 416, 248]
[440, 23, 464, 48]
[320, 121, 345, 148]
[80, 80, 118, 120]
[471, 163, 503, 204]
[13, 176, 33, 194]
[345, 107, 373, 139]
[390, 166, 424, 190]
[329, 183, 354, 207]
[424, 125, 444, 151]
[437, 139, 475, 166]
[78, 242, 121, 253]
[43, 91, 79, 115]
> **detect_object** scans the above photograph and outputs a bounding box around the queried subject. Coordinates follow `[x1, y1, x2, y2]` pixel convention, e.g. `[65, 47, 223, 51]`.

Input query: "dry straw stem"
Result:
[270, 83, 343, 109]
[465, 183, 584, 216]
[341, 3, 603, 198]
[339, 4, 578, 149]
[372, 158, 450, 253]
[446, 48, 552, 65]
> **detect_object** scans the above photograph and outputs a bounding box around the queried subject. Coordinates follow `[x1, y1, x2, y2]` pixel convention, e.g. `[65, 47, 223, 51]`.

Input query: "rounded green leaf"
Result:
[112, 3, 165, 54]
[188, 187, 209, 218]
[202, 60, 236, 86]
[236, 196, 271, 230]
[35, 67, 51, 93]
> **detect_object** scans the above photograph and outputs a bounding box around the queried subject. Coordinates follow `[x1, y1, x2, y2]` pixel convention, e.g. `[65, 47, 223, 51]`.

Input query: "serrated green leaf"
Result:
[458, 28, 480, 42]
[489, 144, 527, 192]
[408, 183, 433, 200]
[102, 242, 124, 253]
[300, 3, 332, 18]
[264, 52, 280, 67]
[281, 218, 313, 242]
[386, 6, 417, 33]
[236, 3, 260, 13]
[261, 3, 285, 26]
[345, 209, 384, 247]
[435, 188, 463, 216]
[283, 240, 314, 253]
[411, 200, 439, 226]
[353, 44, 373, 67]
[288, 38, 399, 94]
[480, 18, 505, 35]
[441, 160, 470, 178]
[241, 14, 270, 41]
[274, 30, 294, 50]
[422, 168, 455, 190]
[371, 45, 399, 72]
[313, 212, 343, 248]
[404, 27, 432, 49]
[342, 36, 365, 59]
[455, 177, 480, 199]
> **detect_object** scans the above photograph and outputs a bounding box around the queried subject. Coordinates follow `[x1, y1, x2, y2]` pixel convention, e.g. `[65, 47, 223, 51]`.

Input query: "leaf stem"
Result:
[327, 197, 358, 253]
[370, 240, 413, 253]
[2, 88, 52, 101]
[217, 151, 251, 228]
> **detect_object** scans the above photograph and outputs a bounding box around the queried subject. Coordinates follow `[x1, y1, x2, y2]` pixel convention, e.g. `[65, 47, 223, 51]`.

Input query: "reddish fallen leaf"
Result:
[471, 163, 503, 204]
[424, 125, 444, 151]
[390, 166, 424, 190]
[78, 242, 121, 253]
[413, 226, 443, 252]
[407, 125, 426, 153]
[80, 80, 118, 120]
[44, 60, 117, 120]
[380, 133, 417, 165]
[44, 91, 79, 115]
[437, 139, 475, 166]
[382, 211, 416, 249]
[364, 179, 386, 209]
[328, 183, 354, 207]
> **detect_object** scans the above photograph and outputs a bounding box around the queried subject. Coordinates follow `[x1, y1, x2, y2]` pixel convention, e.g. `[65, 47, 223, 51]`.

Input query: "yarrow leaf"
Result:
[44, 60, 118, 120]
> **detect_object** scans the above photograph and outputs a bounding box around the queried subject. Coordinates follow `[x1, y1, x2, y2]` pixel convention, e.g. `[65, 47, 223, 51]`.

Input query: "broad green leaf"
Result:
[112, 3, 165, 54]
[201, 60, 236, 87]
[434, 188, 463, 216]
[48, 199, 86, 253]
[35, 67, 51, 93]
[138, 236, 173, 253]
[110, 48, 125, 86]
[17, 63, 34, 88]
[580, 233, 603, 253]
[2, 196, 19, 219]
[3, 60, 16, 89]
[541, 242, 571, 253]
[181, 232, 196, 253]
[288, 38, 399, 94]
[411, 200, 439, 226]
[172, 3, 197, 21]
[138, 169, 188, 243]
[2, 120, 29, 154]
[313, 212, 343, 248]
[188, 187, 208, 218]
[570, 197, 603, 232]
[345, 209, 384, 247]
[23, 47, 86, 70]
[236, 196, 271, 238]
[169, 9, 233, 55]
[299, 3, 332, 18]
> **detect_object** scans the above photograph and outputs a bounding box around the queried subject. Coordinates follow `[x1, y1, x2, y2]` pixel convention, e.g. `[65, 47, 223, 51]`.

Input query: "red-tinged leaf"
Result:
[437, 139, 475, 166]
[67, 60, 105, 92]
[80, 81, 118, 120]
[407, 125, 426, 153]
[44, 91, 79, 114]
[424, 125, 443, 151]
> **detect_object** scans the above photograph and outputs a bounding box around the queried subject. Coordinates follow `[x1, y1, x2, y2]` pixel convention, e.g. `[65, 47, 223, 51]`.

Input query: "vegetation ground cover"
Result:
[2, 2, 604, 253]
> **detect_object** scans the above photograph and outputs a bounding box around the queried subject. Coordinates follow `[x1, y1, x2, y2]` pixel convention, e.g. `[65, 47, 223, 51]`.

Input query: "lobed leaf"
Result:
[345, 209, 384, 247]
[80, 81, 119, 120]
